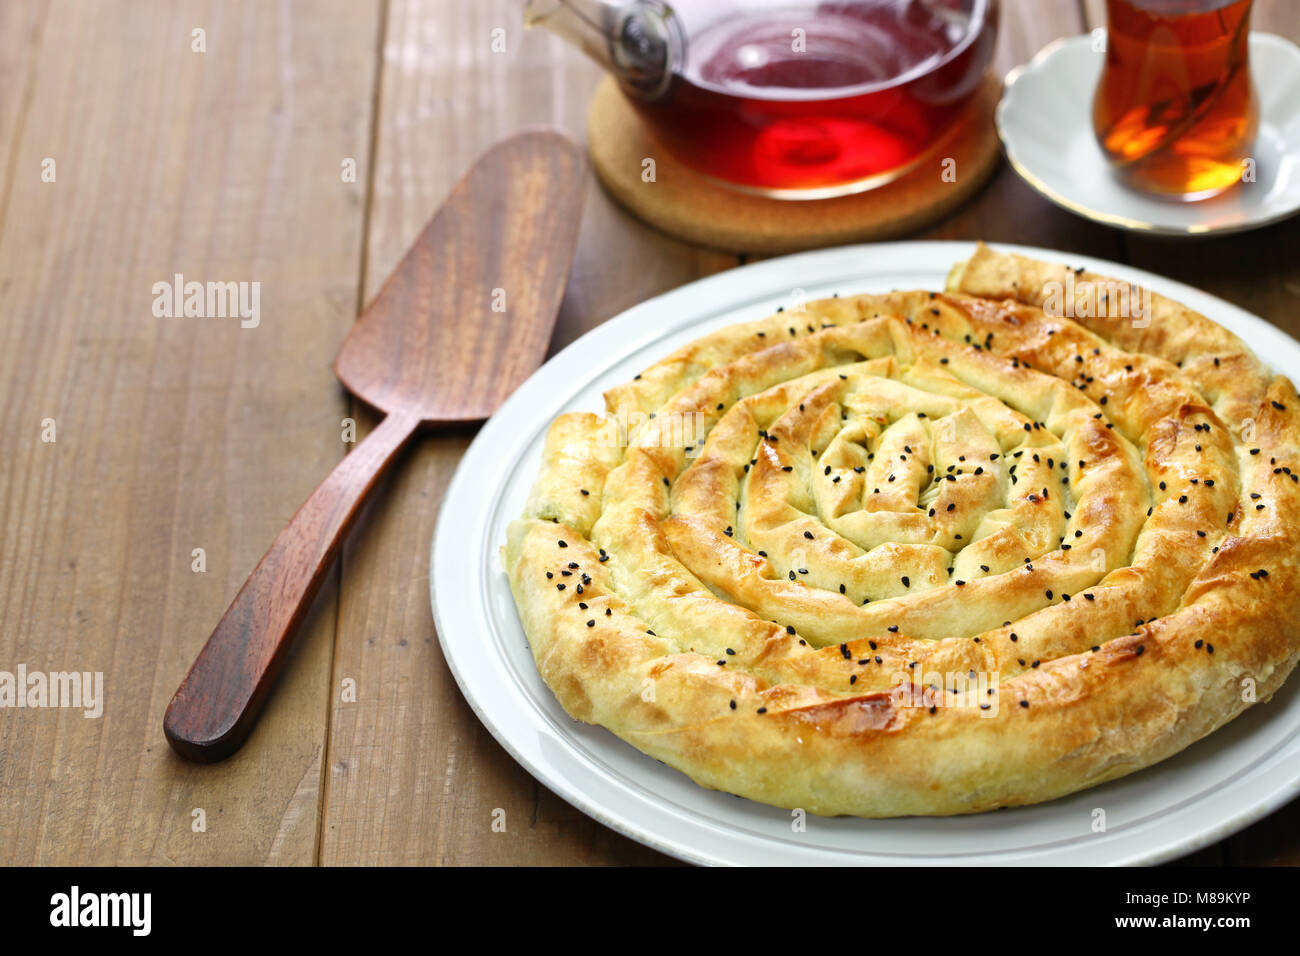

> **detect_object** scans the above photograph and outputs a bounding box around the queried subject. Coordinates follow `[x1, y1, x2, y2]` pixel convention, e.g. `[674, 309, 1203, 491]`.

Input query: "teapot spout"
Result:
[524, 0, 621, 73]
[524, 0, 685, 100]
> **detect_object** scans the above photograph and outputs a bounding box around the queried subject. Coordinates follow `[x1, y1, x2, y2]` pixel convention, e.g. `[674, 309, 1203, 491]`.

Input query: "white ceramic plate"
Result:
[997, 33, 1300, 235]
[431, 241, 1300, 865]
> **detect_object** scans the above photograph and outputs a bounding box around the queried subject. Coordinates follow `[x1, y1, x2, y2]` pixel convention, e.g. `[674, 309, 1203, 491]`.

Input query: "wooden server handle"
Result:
[164, 412, 419, 761]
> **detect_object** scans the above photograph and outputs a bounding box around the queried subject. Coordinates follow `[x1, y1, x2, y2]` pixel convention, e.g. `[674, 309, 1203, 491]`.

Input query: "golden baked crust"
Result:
[503, 243, 1300, 816]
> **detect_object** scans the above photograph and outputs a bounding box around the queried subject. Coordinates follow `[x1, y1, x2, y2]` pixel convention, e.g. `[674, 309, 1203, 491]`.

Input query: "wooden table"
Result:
[2, 0, 1297, 866]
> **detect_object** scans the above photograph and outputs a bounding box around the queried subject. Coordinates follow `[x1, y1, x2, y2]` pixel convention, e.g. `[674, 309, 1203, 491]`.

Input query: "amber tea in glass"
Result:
[1093, 0, 1257, 200]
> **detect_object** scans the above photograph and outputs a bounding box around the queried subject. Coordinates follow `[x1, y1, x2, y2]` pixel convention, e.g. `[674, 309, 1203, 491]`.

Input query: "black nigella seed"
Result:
[840, 643, 851, 659]
[557, 540, 568, 548]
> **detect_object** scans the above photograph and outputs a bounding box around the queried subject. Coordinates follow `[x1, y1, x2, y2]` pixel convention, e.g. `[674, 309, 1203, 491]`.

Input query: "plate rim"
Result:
[996, 32, 1300, 237]
[431, 240, 1300, 866]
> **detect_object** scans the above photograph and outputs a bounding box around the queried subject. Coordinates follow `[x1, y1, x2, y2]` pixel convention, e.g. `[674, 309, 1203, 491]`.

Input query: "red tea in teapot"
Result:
[631, 1, 998, 197]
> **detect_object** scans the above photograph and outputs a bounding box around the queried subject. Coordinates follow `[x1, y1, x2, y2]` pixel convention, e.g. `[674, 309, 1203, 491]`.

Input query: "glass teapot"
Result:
[526, 0, 999, 198]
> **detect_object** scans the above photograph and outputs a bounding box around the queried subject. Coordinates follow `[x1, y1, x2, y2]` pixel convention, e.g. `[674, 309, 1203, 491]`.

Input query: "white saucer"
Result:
[997, 33, 1300, 235]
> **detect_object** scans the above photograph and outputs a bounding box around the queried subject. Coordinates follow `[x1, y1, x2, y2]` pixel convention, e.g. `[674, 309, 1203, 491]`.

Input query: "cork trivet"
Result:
[587, 72, 1002, 255]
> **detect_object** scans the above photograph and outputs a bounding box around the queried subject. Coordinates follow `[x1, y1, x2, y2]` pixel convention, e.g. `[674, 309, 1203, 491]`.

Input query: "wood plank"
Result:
[1253, 0, 1300, 37]
[1078, 0, 1107, 34]
[0, 1, 45, 214]
[318, 0, 1097, 865]
[1076, 0, 1300, 866]
[925, 0, 1125, 261]
[0, 0, 381, 864]
[318, 0, 728, 866]
[991, 0, 1087, 77]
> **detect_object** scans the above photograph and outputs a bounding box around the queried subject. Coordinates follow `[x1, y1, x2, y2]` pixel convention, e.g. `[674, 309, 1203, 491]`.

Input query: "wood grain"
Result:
[317, 0, 724, 866]
[1077, 0, 1300, 867]
[163, 131, 586, 763]
[0, 0, 381, 864]
[2, 0, 1298, 866]
[165, 408, 420, 762]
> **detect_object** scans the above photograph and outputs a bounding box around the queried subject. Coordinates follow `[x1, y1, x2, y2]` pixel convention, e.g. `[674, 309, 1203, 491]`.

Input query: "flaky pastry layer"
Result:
[503, 243, 1300, 816]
